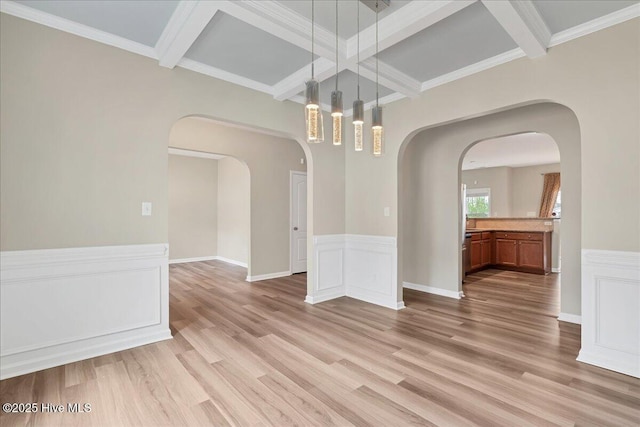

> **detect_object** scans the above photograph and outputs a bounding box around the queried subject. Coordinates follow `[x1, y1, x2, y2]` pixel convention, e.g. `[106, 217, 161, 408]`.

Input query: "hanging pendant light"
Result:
[331, 0, 343, 146]
[305, 0, 324, 143]
[371, 1, 384, 157]
[353, 0, 364, 152]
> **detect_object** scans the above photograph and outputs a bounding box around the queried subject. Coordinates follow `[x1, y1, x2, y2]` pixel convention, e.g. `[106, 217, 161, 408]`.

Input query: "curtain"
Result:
[539, 172, 561, 217]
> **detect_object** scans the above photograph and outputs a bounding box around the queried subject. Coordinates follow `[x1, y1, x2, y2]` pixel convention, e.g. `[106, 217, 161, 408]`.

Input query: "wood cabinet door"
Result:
[518, 240, 544, 269]
[481, 240, 492, 266]
[470, 240, 482, 269]
[495, 239, 517, 266]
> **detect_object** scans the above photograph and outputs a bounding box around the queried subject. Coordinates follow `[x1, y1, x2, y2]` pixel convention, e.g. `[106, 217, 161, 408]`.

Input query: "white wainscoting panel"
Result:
[345, 235, 403, 310]
[307, 235, 403, 310]
[0, 244, 171, 379]
[307, 235, 346, 304]
[578, 249, 640, 378]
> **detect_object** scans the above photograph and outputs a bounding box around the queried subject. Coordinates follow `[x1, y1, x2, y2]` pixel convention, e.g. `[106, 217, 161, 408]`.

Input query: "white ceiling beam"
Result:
[156, 0, 221, 68]
[481, 0, 551, 58]
[272, 58, 336, 101]
[217, 0, 342, 60]
[356, 58, 421, 98]
[346, 0, 475, 60]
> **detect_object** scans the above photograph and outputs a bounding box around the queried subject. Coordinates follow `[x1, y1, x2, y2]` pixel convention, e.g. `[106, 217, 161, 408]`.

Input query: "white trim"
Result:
[579, 249, 640, 378]
[552, 267, 561, 273]
[0, 0, 157, 59]
[177, 58, 274, 96]
[308, 234, 403, 311]
[549, 3, 640, 48]
[246, 271, 291, 282]
[168, 255, 247, 268]
[290, 171, 308, 275]
[403, 282, 464, 300]
[215, 256, 248, 268]
[558, 313, 582, 325]
[0, 244, 171, 379]
[169, 255, 217, 265]
[481, 0, 550, 58]
[156, 1, 219, 68]
[168, 147, 226, 160]
[421, 48, 526, 92]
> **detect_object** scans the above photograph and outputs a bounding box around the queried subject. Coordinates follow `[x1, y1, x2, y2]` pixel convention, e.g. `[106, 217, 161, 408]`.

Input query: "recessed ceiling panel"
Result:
[18, 0, 179, 47]
[277, 0, 412, 39]
[377, 2, 518, 83]
[299, 70, 394, 107]
[185, 11, 313, 85]
[462, 133, 560, 170]
[532, 0, 637, 34]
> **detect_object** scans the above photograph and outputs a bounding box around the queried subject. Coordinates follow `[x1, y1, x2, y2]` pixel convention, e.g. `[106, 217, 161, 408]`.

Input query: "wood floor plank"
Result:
[1, 264, 638, 426]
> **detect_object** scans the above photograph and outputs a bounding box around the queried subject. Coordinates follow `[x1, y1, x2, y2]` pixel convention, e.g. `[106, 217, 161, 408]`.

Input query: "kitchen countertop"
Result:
[466, 229, 551, 233]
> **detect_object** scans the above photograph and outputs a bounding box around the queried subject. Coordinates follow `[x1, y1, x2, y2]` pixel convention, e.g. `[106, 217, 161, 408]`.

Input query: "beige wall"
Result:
[0, 14, 344, 293]
[217, 157, 250, 265]
[511, 163, 562, 217]
[462, 167, 512, 217]
[401, 103, 581, 315]
[168, 155, 218, 260]
[346, 19, 639, 255]
[169, 118, 305, 277]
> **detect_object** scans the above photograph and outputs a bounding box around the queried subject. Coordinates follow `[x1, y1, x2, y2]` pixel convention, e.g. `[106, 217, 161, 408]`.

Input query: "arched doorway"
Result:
[168, 115, 310, 286]
[398, 102, 581, 320]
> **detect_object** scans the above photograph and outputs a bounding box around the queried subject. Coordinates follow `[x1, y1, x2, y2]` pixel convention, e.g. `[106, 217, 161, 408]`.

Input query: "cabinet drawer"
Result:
[495, 232, 543, 241]
[481, 231, 493, 240]
[470, 233, 482, 241]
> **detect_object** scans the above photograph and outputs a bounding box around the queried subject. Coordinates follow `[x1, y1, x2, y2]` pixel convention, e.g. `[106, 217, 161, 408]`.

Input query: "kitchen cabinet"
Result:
[470, 230, 551, 275]
[468, 231, 493, 272]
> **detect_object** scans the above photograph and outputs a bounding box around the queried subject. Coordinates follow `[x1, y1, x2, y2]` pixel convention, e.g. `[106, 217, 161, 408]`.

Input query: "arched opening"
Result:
[168, 115, 310, 289]
[398, 102, 581, 321]
[460, 132, 562, 316]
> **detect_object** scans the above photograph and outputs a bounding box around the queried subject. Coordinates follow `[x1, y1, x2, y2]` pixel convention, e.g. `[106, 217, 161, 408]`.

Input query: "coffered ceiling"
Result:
[3, 1, 638, 115]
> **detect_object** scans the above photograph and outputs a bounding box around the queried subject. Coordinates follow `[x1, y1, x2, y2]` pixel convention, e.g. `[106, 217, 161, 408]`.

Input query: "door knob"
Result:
[293, 227, 298, 231]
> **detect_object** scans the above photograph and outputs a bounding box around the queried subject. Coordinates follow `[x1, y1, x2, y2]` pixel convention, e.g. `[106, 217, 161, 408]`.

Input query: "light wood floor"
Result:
[2, 262, 639, 426]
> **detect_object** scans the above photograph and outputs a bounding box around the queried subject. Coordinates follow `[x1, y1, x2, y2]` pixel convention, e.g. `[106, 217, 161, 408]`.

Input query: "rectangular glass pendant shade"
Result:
[331, 90, 343, 146]
[372, 106, 384, 157]
[305, 79, 324, 143]
[353, 99, 364, 152]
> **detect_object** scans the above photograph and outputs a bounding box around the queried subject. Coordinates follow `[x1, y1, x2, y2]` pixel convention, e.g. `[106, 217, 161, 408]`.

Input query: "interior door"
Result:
[291, 172, 307, 274]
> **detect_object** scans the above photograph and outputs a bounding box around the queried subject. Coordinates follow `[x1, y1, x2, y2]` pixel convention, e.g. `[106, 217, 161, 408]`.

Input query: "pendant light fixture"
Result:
[331, 0, 343, 145]
[305, 0, 324, 143]
[371, 1, 384, 157]
[352, 0, 364, 152]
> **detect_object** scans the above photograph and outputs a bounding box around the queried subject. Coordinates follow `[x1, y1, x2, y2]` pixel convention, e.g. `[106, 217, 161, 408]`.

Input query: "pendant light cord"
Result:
[335, 0, 338, 91]
[357, 0, 360, 99]
[376, 1, 379, 106]
[311, 0, 315, 79]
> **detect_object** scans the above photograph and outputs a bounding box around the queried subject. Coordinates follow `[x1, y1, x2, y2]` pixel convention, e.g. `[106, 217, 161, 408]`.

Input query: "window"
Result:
[552, 190, 561, 217]
[466, 188, 491, 218]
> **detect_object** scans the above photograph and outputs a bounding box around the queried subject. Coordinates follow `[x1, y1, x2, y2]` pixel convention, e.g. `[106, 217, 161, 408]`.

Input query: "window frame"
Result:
[465, 187, 491, 218]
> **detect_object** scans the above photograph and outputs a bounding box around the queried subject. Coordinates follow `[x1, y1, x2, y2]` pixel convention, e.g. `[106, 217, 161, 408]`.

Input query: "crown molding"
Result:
[0, 0, 157, 59]
[421, 48, 526, 92]
[549, 3, 640, 47]
[177, 58, 273, 96]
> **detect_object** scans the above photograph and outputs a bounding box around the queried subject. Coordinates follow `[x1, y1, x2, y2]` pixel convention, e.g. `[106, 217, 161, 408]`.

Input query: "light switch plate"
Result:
[142, 202, 152, 216]
[384, 207, 390, 217]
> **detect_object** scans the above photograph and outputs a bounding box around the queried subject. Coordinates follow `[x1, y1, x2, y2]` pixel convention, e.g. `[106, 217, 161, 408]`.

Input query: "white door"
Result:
[291, 172, 307, 274]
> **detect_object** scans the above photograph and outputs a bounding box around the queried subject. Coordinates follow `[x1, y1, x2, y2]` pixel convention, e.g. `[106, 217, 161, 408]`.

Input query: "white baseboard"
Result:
[580, 249, 640, 378]
[558, 312, 582, 324]
[246, 270, 291, 282]
[169, 255, 217, 264]
[215, 256, 248, 268]
[305, 289, 345, 304]
[552, 268, 561, 273]
[403, 281, 463, 300]
[0, 244, 171, 380]
[169, 255, 248, 268]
